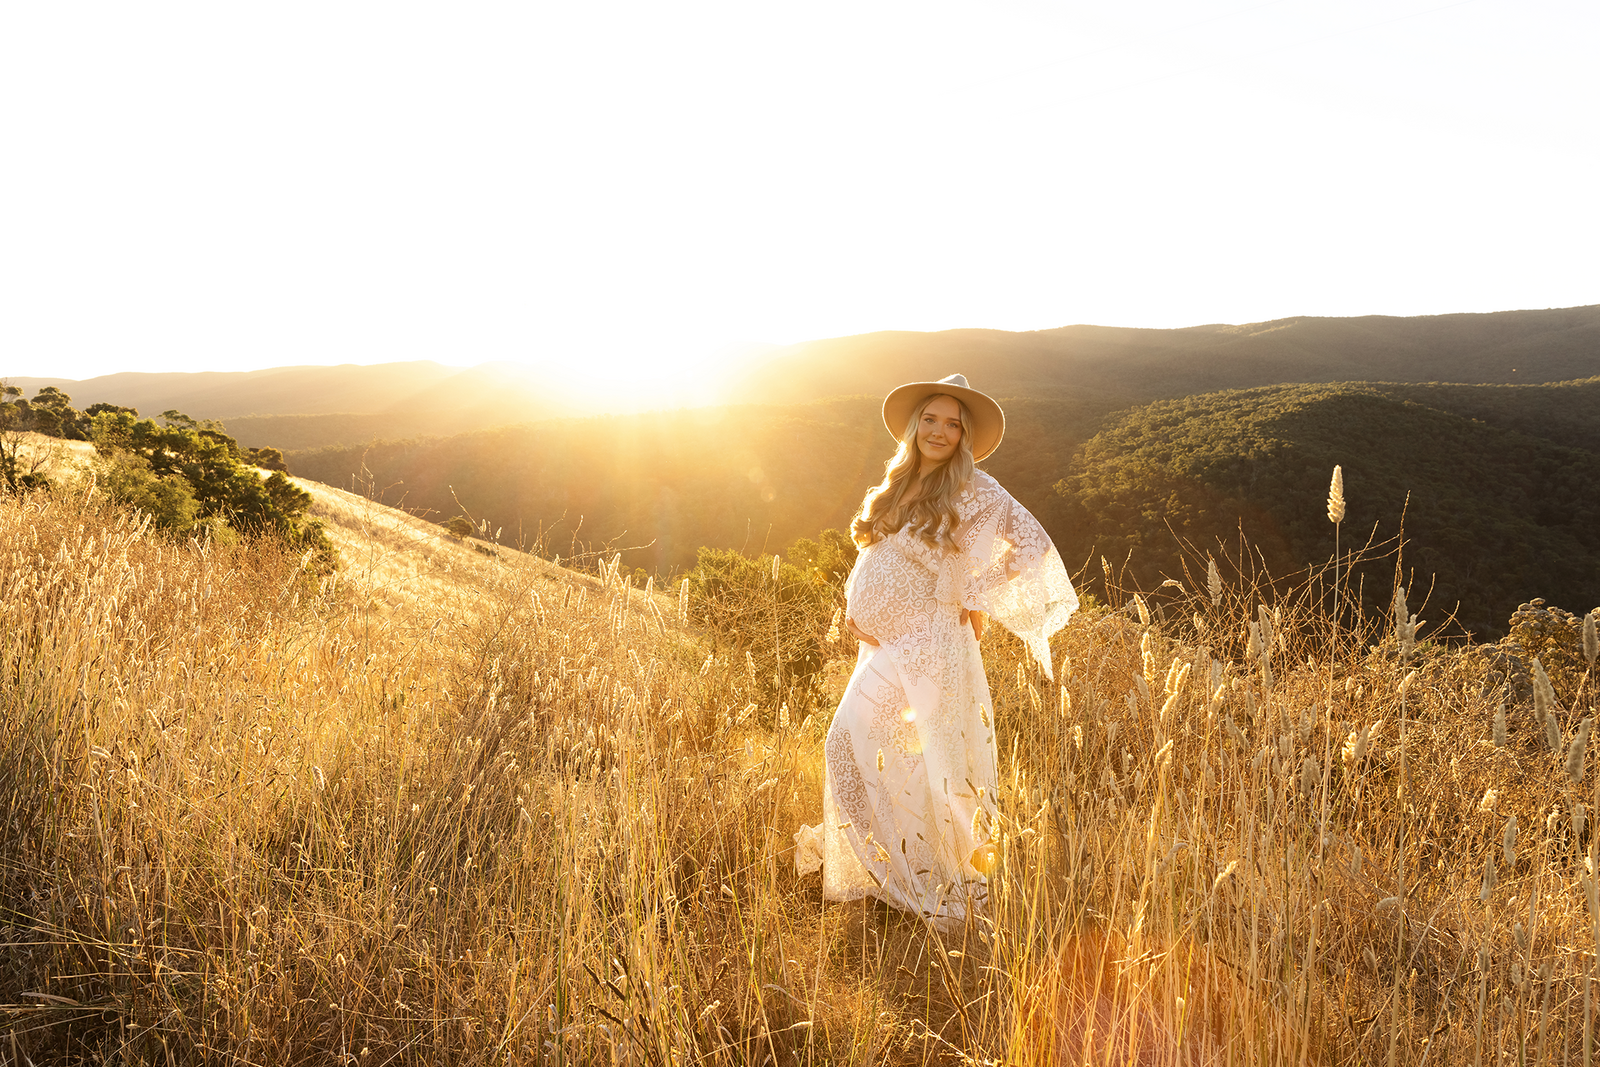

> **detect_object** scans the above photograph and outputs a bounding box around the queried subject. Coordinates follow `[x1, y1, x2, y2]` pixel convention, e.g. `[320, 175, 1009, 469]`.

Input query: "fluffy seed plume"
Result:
[1480, 853, 1497, 902]
[1133, 594, 1151, 628]
[1532, 657, 1555, 718]
[1392, 586, 1422, 662]
[1567, 717, 1594, 784]
[1224, 715, 1247, 749]
[1532, 658, 1562, 752]
[1207, 558, 1222, 607]
[1326, 465, 1346, 525]
[1211, 859, 1238, 893]
[770, 554, 781, 583]
[1586, 610, 1599, 668]
[1503, 817, 1518, 866]
[1164, 658, 1190, 697]
[1299, 756, 1320, 799]
[1341, 728, 1361, 767]
[1493, 699, 1507, 748]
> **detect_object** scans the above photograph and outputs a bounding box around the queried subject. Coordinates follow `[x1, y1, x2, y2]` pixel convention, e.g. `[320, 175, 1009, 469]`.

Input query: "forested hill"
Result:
[287, 376, 1600, 637]
[730, 305, 1600, 406]
[1054, 382, 1600, 638]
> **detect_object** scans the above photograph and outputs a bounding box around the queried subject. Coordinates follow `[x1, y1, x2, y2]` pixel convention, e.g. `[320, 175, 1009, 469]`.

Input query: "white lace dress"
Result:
[794, 470, 1078, 926]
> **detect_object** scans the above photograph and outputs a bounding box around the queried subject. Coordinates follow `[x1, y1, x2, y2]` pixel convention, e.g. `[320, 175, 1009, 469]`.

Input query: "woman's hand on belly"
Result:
[844, 616, 880, 647]
[960, 608, 986, 641]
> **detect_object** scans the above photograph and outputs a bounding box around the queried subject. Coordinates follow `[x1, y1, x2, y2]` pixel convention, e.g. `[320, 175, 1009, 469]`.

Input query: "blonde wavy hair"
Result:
[850, 394, 976, 552]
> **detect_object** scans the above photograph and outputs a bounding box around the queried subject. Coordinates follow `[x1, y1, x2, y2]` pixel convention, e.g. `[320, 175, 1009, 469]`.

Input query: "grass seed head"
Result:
[1393, 586, 1422, 661]
[1545, 715, 1563, 755]
[1532, 657, 1555, 720]
[1326, 465, 1346, 525]
[1586, 609, 1599, 667]
[1207, 557, 1222, 606]
[1299, 756, 1319, 798]
[1566, 718, 1593, 784]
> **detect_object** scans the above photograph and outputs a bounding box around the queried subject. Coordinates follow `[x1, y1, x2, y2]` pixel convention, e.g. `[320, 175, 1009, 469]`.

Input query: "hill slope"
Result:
[1054, 383, 1600, 636]
[288, 376, 1600, 635]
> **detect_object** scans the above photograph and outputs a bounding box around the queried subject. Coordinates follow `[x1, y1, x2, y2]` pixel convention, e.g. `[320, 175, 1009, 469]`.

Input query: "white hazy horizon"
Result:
[3, 1, 1596, 403]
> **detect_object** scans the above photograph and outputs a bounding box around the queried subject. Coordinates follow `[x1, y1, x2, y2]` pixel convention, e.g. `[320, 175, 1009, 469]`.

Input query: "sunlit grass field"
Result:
[2, 458, 1598, 1064]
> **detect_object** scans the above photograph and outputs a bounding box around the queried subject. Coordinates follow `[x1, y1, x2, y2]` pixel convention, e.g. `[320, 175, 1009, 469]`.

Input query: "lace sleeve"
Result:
[957, 472, 1078, 680]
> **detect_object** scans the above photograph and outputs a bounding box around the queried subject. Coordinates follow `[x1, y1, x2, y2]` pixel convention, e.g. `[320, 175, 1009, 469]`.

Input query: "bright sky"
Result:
[2, 1, 1595, 407]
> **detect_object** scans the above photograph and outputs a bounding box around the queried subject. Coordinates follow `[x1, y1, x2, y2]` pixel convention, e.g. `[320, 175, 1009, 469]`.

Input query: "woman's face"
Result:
[915, 395, 963, 468]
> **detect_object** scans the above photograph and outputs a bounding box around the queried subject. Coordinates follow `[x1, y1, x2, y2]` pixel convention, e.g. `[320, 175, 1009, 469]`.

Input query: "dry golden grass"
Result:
[2, 476, 1598, 1065]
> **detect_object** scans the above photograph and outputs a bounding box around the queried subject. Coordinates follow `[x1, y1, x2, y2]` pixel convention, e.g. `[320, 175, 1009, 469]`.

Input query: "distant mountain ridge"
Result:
[731, 305, 1600, 405]
[7, 362, 460, 418]
[10, 304, 1597, 452]
[4, 362, 580, 450]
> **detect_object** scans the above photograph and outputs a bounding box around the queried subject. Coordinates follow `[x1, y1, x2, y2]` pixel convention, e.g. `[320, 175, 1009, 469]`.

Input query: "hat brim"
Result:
[882, 380, 1005, 462]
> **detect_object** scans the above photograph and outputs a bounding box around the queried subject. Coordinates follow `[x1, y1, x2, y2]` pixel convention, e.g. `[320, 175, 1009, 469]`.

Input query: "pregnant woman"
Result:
[795, 374, 1078, 927]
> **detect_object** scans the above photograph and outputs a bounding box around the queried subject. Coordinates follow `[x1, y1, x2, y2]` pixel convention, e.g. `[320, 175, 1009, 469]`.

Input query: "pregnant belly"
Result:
[845, 541, 936, 642]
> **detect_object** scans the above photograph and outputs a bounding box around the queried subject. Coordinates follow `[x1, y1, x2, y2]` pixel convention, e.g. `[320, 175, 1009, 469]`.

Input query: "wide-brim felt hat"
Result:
[882, 373, 1005, 462]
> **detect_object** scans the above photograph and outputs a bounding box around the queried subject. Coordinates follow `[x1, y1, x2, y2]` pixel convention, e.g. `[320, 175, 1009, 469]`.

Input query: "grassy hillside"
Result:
[5, 470, 1600, 1062]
